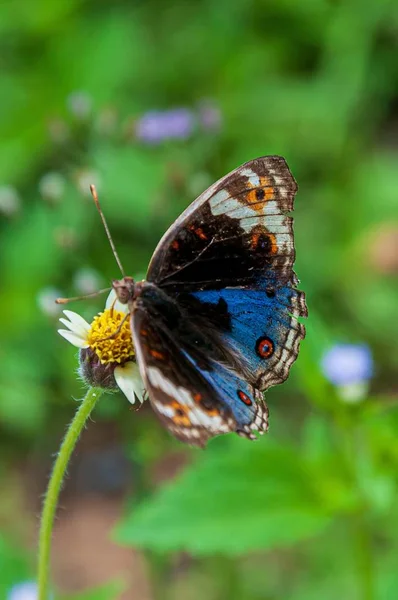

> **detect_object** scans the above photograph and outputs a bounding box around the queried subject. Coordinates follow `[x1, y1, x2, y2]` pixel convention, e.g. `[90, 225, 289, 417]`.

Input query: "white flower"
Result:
[58, 291, 145, 404]
[58, 309, 91, 348]
[39, 172, 66, 203]
[73, 267, 103, 295]
[0, 185, 21, 217]
[75, 168, 101, 197]
[37, 287, 64, 317]
[8, 582, 39, 600]
[67, 90, 92, 119]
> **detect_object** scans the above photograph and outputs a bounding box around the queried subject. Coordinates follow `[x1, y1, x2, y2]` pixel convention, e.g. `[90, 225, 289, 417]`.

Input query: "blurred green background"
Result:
[1, 0, 398, 598]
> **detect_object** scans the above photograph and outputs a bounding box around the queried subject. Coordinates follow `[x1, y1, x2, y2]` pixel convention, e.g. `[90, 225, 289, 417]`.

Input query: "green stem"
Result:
[37, 387, 103, 600]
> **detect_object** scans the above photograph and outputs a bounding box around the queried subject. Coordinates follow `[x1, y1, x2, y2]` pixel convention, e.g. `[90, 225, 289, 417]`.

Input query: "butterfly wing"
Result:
[131, 285, 268, 447]
[146, 156, 307, 391]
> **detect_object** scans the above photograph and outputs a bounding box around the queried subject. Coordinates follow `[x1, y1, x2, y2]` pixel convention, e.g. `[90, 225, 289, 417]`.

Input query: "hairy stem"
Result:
[38, 387, 103, 600]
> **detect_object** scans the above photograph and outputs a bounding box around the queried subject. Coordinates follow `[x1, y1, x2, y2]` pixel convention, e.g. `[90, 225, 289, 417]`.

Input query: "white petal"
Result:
[62, 310, 91, 336]
[59, 317, 79, 332]
[58, 329, 89, 348]
[105, 289, 116, 309]
[114, 362, 146, 404]
[105, 289, 129, 315]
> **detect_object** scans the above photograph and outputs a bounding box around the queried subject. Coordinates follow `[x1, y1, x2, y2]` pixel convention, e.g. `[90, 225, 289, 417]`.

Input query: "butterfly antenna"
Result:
[55, 288, 111, 304]
[90, 184, 126, 277]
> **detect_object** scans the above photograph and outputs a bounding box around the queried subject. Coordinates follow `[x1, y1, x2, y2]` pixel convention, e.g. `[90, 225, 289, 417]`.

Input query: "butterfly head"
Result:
[112, 276, 135, 305]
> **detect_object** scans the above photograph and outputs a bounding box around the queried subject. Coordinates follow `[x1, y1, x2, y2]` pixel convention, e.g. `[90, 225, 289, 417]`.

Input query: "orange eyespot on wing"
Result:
[256, 336, 275, 359]
[237, 390, 253, 405]
[250, 227, 278, 255]
[245, 177, 275, 209]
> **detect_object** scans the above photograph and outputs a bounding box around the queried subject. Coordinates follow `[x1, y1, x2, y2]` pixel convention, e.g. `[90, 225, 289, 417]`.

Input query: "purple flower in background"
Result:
[136, 108, 195, 143]
[321, 344, 373, 402]
[321, 344, 373, 385]
[8, 582, 38, 600]
[198, 101, 222, 131]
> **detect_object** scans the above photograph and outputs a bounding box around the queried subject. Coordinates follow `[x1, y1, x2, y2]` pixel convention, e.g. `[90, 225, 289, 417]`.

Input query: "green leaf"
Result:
[116, 438, 332, 554]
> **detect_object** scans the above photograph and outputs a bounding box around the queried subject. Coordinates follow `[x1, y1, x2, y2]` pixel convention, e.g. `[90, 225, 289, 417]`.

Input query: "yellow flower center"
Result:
[87, 308, 135, 364]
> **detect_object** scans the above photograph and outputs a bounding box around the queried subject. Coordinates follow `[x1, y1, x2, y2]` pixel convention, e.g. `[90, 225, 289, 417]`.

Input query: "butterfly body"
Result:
[114, 156, 307, 447]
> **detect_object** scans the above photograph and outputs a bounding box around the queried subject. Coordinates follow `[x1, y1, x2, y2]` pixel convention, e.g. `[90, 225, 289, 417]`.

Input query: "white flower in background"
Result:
[37, 287, 64, 317]
[321, 343, 374, 403]
[73, 267, 103, 295]
[75, 168, 101, 197]
[0, 185, 21, 217]
[67, 90, 92, 119]
[8, 582, 39, 600]
[39, 172, 66, 203]
[58, 291, 145, 404]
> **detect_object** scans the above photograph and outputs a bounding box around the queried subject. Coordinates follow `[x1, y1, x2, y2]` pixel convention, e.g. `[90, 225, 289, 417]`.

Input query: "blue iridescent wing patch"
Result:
[189, 284, 306, 390]
[131, 286, 268, 447]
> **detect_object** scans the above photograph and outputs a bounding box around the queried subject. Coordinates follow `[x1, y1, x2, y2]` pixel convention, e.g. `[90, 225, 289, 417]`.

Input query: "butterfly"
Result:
[112, 156, 307, 447]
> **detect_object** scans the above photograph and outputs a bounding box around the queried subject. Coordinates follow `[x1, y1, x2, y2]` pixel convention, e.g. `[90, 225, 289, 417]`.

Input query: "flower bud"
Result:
[79, 347, 119, 390]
